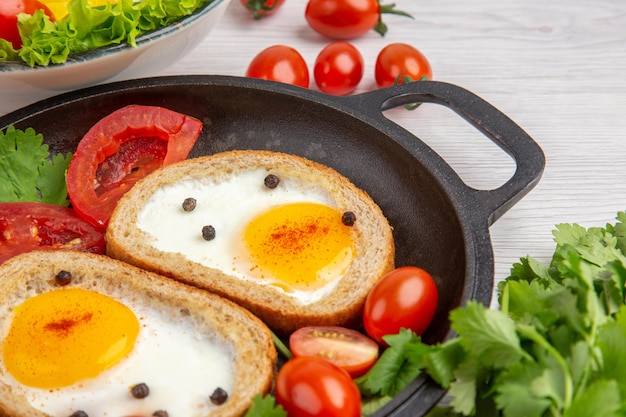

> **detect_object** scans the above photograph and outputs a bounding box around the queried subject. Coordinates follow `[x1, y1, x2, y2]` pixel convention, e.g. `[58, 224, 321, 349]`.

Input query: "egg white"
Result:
[0, 295, 235, 417]
[136, 167, 346, 304]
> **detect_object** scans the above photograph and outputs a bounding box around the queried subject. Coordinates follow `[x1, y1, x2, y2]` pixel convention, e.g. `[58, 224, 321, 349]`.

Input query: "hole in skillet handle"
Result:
[345, 80, 545, 226]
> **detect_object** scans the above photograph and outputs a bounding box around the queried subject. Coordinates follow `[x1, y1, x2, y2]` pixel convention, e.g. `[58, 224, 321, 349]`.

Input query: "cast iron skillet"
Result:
[0, 75, 545, 416]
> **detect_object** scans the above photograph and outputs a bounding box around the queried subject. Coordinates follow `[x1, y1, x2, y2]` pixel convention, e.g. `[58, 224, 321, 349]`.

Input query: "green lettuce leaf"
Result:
[1, 0, 216, 66]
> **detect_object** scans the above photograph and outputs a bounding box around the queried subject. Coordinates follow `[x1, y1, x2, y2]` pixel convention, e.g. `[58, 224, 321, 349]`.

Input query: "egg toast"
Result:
[0, 250, 276, 417]
[106, 150, 395, 334]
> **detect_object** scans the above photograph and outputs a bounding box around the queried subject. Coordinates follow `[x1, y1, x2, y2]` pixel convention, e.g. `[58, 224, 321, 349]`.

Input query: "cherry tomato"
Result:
[375, 43, 432, 88]
[66, 105, 202, 228]
[0, 202, 106, 264]
[304, 0, 412, 40]
[313, 41, 363, 96]
[363, 266, 438, 344]
[0, 0, 55, 50]
[246, 45, 310, 88]
[275, 356, 361, 417]
[290, 326, 378, 377]
[240, 0, 285, 19]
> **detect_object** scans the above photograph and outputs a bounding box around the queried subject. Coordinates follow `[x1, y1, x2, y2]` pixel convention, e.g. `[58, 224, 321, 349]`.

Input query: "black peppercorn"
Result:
[55, 270, 72, 286]
[130, 382, 150, 399]
[182, 197, 197, 212]
[342, 211, 356, 226]
[69, 411, 88, 417]
[202, 225, 216, 241]
[210, 387, 229, 405]
[264, 174, 280, 189]
[153, 411, 169, 417]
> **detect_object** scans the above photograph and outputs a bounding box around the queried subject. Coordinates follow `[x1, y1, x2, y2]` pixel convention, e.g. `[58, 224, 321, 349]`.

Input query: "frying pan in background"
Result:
[0, 75, 545, 417]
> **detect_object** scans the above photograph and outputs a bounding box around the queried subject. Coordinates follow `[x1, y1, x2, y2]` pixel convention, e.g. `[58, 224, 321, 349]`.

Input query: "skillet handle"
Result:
[343, 81, 545, 225]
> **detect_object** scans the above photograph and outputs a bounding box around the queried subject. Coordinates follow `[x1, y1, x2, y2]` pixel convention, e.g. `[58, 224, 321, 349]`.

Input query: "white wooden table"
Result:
[5, 0, 626, 305]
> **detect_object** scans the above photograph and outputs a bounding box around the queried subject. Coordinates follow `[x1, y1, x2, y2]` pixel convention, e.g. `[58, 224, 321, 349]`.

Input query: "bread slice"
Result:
[0, 250, 276, 417]
[106, 150, 395, 334]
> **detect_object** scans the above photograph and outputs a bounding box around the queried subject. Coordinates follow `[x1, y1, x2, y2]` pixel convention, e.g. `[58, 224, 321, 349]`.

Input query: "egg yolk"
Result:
[2, 288, 139, 389]
[243, 202, 354, 290]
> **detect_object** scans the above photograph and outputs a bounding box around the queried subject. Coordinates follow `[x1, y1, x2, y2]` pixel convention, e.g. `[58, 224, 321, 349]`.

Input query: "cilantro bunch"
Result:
[421, 211, 626, 417]
[0, 0, 217, 66]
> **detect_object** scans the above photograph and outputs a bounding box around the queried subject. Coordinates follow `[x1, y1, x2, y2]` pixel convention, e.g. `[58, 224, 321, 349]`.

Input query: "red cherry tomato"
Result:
[363, 266, 438, 344]
[275, 356, 361, 417]
[239, 0, 285, 19]
[289, 326, 379, 377]
[0, 0, 55, 50]
[305, 0, 379, 40]
[313, 41, 363, 95]
[246, 45, 310, 88]
[305, 0, 411, 40]
[66, 105, 202, 228]
[375, 43, 432, 88]
[0, 202, 106, 264]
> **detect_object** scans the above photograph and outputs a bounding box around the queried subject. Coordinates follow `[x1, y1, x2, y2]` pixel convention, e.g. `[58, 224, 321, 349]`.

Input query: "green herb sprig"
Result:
[0, 125, 72, 206]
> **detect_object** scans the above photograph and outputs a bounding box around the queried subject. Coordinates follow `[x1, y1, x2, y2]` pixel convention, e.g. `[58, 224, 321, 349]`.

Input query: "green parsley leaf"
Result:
[423, 338, 465, 388]
[356, 328, 433, 397]
[243, 394, 286, 417]
[450, 301, 527, 369]
[361, 395, 393, 417]
[494, 361, 552, 417]
[0, 126, 72, 206]
[563, 379, 620, 417]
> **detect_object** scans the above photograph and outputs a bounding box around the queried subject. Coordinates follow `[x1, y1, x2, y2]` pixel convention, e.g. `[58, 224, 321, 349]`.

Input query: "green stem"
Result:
[271, 330, 293, 360]
[500, 281, 511, 317]
[517, 324, 573, 410]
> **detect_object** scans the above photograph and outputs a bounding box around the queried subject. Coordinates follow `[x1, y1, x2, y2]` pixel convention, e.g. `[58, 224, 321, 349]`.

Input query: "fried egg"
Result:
[136, 168, 356, 304]
[0, 287, 234, 417]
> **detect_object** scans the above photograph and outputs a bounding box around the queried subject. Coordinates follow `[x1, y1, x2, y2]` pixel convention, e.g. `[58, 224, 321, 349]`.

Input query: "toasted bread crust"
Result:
[0, 250, 276, 417]
[107, 150, 395, 333]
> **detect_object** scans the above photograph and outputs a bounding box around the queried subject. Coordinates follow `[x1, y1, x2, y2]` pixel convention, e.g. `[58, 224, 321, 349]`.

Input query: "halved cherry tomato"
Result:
[313, 41, 363, 96]
[0, 0, 55, 50]
[0, 202, 105, 264]
[363, 266, 438, 345]
[375, 43, 432, 88]
[304, 0, 412, 40]
[275, 356, 361, 417]
[290, 326, 378, 377]
[246, 45, 310, 88]
[240, 0, 285, 19]
[66, 105, 202, 228]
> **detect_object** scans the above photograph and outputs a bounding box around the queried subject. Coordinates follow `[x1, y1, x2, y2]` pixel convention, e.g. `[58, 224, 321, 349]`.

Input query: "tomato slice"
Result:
[0, 202, 105, 264]
[290, 326, 379, 377]
[66, 105, 202, 228]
